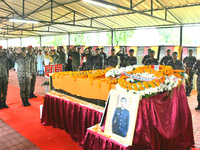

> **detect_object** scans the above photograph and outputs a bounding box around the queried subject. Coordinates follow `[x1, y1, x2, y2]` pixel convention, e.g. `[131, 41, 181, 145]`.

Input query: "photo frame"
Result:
[104, 89, 141, 146]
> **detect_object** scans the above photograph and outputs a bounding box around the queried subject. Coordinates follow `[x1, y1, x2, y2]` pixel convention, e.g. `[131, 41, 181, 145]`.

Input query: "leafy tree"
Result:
[106, 30, 135, 46]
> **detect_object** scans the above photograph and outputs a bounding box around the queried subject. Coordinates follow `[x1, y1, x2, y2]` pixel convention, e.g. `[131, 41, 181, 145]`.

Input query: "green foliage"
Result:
[106, 30, 135, 46]
[36, 35, 67, 46]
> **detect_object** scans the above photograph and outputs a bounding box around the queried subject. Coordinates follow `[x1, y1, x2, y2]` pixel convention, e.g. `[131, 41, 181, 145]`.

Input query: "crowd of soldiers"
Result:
[0, 45, 37, 109]
[1, 45, 200, 110]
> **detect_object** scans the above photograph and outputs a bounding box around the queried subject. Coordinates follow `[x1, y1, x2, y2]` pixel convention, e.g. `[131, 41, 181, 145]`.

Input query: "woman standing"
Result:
[37, 50, 44, 76]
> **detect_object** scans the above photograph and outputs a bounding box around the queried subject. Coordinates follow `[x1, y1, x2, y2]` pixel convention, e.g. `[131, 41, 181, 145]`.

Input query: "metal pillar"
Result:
[39, 35, 42, 47]
[180, 25, 183, 46]
[20, 37, 22, 47]
[6, 39, 8, 48]
[111, 30, 114, 48]
[68, 33, 70, 47]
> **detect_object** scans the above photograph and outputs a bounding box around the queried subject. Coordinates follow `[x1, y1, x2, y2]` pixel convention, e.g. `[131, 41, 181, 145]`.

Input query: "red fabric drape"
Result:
[83, 85, 194, 150]
[41, 94, 103, 146]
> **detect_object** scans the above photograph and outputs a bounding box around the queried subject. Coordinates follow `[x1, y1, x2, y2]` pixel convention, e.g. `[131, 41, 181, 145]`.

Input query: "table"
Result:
[83, 85, 194, 150]
[41, 93, 103, 146]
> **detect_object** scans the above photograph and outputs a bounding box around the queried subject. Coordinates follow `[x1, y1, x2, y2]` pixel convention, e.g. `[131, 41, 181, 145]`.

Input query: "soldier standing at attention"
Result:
[183, 49, 197, 96]
[192, 59, 200, 110]
[93, 48, 104, 70]
[8, 47, 31, 106]
[106, 49, 119, 68]
[57, 46, 66, 71]
[68, 46, 81, 71]
[82, 47, 94, 70]
[52, 49, 59, 65]
[145, 50, 159, 65]
[142, 48, 152, 64]
[27, 46, 37, 99]
[123, 49, 137, 66]
[100, 47, 107, 69]
[116, 48, 128, 67]
[160, 49, 173, 65]
[0, 46, 9, 109]
[167, 52, 184, 70]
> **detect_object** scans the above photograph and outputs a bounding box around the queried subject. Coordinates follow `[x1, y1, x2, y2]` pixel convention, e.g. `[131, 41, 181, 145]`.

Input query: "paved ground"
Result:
[3, 70, 200, 149]
[0, 119, 40, 150]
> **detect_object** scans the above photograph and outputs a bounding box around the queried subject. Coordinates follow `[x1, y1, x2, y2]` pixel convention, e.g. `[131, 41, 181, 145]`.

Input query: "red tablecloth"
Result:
[41, 93, 103, 146]
[83, 85, 194, 150]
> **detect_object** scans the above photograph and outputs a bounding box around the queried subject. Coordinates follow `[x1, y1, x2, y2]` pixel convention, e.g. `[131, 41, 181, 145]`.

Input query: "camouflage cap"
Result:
[172, 51, 178, 55]
[129, 49, 134, 52]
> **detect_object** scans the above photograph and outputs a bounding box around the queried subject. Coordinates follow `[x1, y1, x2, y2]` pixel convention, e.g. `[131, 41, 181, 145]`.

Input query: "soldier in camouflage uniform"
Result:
[8, 47, 31, 106]
[106, 49, 119, 68]
[100, 47, 107, 69]
[183, 49, 197, 96]
[116, 48, 128, 67]
[68, 46, 81, 71]
[167, 52, 184, 70]
[0, 46, 9, 109]
[160, 49, 173, 65]
[142, 48, 151, 64]
[123, 49, 137, 66]
[145, 50, 159, 65]
[27, 46, 37, 98]
[82, 47, 94, 70]
[93, 48, 104, 70]
[57, 46, 66, 71]
[192, 60, 200, 110]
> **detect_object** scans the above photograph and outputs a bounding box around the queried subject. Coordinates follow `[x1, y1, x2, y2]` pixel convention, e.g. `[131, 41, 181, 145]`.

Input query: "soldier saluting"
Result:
[116, 47, 128, 67]
[160, 49, 172, 65]
[92, 48, 104, 70]
[183, 49, 197, 96]
[8, 47, 32, 106]
[0, 46, 9, 109]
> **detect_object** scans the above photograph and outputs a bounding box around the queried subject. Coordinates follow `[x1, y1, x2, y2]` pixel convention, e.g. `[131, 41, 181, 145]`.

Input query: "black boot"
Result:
[29, 92, 32, 99]
[22, 98, 27, 107]
[31, 91, 37, 98]
[195, 95, 200, 110]
[2, 100, 9, 108]
[25, 98, 31, 106]
[0, 100, 3, 109]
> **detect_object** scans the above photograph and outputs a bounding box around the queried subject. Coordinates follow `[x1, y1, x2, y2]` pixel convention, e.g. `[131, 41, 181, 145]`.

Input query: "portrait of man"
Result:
[112, 97, 129, 137]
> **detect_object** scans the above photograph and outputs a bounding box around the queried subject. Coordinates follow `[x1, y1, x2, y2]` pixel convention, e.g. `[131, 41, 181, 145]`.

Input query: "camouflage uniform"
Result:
[57, 51, 66, 71]
[82, 51, 93, 70]
[192, 60, 200, 109]
[8, 52, 32, 106]
[166, 60, 184, 70]
[93, 54, 104, 70]
[68, 50, 81, 71]
[160, 56, 172, 65]
[145, 58, 159, 65]
[142, 55, 150, 64]
[183, 56, 197, 95]
[52, 53, 59, 64]
[123, 56, 137, 66]
[116, 52, 128, 67]
[106, 55, 119, 67]
[0, 52, 9, 109]
[100, 52, 107, 68]
[27, 53, 37, 97]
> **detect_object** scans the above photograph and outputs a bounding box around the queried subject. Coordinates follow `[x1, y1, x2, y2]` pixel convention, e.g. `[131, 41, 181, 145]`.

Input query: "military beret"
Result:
[60, 46, 64, 48]
[39, 49, 42, 51]
[148, 48, 152, 51]
[51, 49, 55, 51]
[74, 46, 77, 48]
[101, 47, 104, 50]
[166, 49, 171, 52]
[129, 49, 134, 52]
[96, 48, 100, 51]
[188, 49, 193, 52]
[172, 51, 178, 55]
[28, 45, 32, 48]
[87, 46, 92, 49]
[21, 47, 26, 51]
[111, 48, 115, 51]
[0, 45, 2, 49]
[150, 50, 155, 53]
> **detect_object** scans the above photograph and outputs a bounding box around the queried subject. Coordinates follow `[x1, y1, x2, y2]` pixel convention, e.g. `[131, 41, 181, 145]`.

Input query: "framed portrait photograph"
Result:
[104, 89, 141, 146]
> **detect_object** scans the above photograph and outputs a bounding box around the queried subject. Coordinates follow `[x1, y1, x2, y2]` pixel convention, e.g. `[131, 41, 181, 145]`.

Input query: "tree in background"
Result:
[36, 35, 67, 46]
[106, 30, 135, 46]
